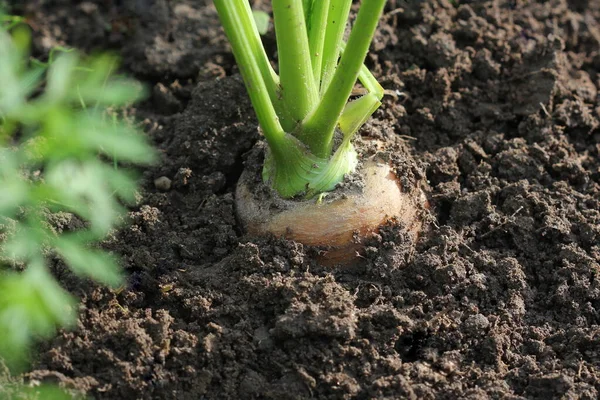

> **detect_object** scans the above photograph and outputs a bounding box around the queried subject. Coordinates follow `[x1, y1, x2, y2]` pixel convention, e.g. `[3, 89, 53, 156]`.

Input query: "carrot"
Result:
[237, 155, 428, 265]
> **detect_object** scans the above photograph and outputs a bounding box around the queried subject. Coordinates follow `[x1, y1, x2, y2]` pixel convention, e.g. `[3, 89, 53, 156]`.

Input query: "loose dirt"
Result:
[5, 0, 600, 399]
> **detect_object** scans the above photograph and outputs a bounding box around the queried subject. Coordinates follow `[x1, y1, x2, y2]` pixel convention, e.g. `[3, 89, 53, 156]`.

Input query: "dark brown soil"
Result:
[6, 0, 600, 399]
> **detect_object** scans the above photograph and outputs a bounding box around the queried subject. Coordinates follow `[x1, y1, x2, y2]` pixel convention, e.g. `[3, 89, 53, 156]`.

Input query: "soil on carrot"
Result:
[6, 0, 600, 399]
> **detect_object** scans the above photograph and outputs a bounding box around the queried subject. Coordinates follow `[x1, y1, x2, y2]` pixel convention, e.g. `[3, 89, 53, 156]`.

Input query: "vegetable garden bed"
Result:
[3, 0, 600, 398]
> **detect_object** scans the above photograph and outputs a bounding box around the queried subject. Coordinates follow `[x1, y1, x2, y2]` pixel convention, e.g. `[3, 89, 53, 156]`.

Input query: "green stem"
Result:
[339, 92, 381, 137]
[340, 41, 384, 99]
[319, 0, 352, 95]
[262, 133, 358, 199]
[213, 0, 286, 150]
[302, 0, 313, 25]
[272, 0, 318, 124]
[236, 0, 294, 132]
[308, 0, 330, 87]
[301, 0, 387, 158]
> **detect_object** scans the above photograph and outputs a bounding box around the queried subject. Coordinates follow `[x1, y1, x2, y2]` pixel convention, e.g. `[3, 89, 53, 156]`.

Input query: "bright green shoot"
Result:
[214, 0, 386, 198]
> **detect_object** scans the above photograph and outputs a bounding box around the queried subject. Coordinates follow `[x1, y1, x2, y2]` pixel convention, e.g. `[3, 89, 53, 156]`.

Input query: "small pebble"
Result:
[154, 176, 172, 191]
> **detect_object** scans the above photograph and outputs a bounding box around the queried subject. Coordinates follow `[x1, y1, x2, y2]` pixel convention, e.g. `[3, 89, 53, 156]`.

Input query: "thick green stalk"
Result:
[272, 0, 319, 124]
[308, 0, 330, 86]
[302, 0, 313, 25]
[301, 0, 387, 158]
[358, 63, 384, 98]
[319, 0, 352, 94]
[339, 92, 381, 137]
[236, 0, 294, 132]
[213, 0, 285, 150]
[214, 0, 386, 199]
[262, 133, 358, 198]
[215, 0, 356, 199]
[340, 41, 385, 98]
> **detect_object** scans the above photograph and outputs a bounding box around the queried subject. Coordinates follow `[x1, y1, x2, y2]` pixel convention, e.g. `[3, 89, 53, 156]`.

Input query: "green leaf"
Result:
[252, 10, 270, 35]
[19, 64, 45, 96]
[74, 77, 147, 106]
[0, 261, 76, 368]
[1, 15, 27, 31]
[99, 163, 139, 204]
[45, 160, 123, 235]
[2, 384, 73, 400]
[1, 224, 44, 263]
[54, 235, 123, 287]
[48, 45, 75, 63]
[0, 29, 26, 115]
[0, 151, 29, 214]
[44, 52, 78, 101]
[0, 20, 155, 371]
[77, 114, 156, 164]
[71, 54, 147, 106]
[0, 179, 28, 215]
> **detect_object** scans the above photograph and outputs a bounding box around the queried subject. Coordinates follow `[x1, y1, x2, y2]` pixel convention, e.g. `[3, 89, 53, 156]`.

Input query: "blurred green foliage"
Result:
[0, 18, 155, 374]
[0, 381, 73, 400]
[252, 10, 270, 35]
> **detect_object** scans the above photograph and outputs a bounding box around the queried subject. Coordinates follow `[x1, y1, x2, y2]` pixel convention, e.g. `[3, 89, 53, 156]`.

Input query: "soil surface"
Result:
[6, 0, 600, 399]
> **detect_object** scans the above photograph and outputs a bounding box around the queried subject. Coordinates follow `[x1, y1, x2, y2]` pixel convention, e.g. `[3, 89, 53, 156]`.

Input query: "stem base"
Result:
[236, 144, 429, 266]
